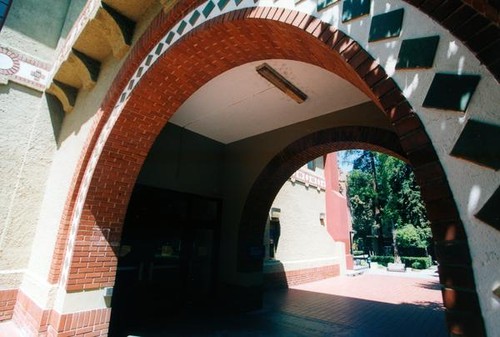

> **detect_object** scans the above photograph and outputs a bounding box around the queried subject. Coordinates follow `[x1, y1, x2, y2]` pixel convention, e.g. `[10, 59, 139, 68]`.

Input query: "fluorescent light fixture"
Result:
[256, 63, 308, 104]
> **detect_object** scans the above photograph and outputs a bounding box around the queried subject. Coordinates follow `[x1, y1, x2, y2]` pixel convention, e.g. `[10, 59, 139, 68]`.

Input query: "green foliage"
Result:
[371, 255, 432, 269]
[396, 224, 431, 249]
[400, 256, 432, 270]
[347, 170, 377, 239]
[342, 150, 431, 254]
[370, 255, 395, 266]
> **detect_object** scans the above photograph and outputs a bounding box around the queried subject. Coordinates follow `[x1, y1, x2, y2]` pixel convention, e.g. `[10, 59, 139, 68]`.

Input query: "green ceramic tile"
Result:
[423, 73, 480, 112]
[317, 0, 340, 12]
[451, 119, 500, 170]
[342, 0, 371, 22]
[189, 10, 200, 26]
[155, 42, 164, 54]
[396, 36, 440, 69]
[218, 0, 230, 10]
[476, 187, 500, 231]
[166, 32, 175, 44]
[177, 20, 187, 35]
[235, 0, 243, 5]
[369, 8, 404, 42]
[203, 1, 215, 17]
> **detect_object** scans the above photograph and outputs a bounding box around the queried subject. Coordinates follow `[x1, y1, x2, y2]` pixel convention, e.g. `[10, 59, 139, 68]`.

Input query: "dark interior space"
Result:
[109, 185, 221, 336]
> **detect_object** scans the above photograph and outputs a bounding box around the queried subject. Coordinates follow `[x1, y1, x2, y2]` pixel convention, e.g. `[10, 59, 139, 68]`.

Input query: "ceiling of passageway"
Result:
[170, 59, 370, 144]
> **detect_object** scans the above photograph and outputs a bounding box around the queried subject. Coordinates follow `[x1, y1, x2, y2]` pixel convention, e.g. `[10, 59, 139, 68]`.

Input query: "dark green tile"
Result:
[423, 73, 480, 112]
[165, 32, 175, 44]
[218, 0, 230, 10]
[177, 20, 187, 35]
[369, 8, 404, 42]
[189, 10, 200, 26]
[451, 119, 500, 170]
[203, 1, 215, 17]
[317, 0, 340, 12]
[476, 187, 500, 231]
[155, 43, 164, 55]
[234, 0, 243, 5]
[342, 0, 371, 22]
[396, 36, 440, 69]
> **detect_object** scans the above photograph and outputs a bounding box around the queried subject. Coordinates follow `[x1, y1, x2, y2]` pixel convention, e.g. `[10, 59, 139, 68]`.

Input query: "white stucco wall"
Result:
[0, 80, 59, 290]
[266, 162, 342, 272]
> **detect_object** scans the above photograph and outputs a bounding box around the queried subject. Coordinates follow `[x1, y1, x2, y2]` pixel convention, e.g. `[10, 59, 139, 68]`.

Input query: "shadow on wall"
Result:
[4, 0, 86, 48]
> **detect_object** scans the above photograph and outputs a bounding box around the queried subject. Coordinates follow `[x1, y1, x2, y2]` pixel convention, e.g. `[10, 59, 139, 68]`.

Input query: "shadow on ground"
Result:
[115, 288, 447, 337]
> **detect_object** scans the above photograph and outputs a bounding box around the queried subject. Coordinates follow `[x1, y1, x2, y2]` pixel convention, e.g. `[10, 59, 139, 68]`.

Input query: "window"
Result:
[307, 160, 316, 171]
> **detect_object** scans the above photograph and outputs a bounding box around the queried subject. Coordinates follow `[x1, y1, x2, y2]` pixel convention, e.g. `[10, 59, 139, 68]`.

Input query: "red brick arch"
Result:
[51, 6, 485, 337]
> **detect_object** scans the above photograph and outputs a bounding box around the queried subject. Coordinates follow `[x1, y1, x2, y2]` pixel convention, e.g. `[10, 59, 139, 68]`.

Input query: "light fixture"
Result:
[256, 63, 308, 104]
[319, 212, 326, 221]
[270, 207, 281, 220]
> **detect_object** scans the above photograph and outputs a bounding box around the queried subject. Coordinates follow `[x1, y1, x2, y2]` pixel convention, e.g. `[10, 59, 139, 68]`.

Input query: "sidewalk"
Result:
[0, 270, 447, 337]
[123, 271, 446, 336]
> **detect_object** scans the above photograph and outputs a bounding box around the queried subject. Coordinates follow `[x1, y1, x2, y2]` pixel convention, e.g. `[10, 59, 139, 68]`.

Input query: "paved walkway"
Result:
[123, 269, 447, 337]
[0, 268, 447, 337]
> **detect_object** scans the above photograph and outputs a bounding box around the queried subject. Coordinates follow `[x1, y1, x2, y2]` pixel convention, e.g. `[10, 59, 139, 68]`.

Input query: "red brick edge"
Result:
[0, 289, 17, 322]
[11, 289, 110, 337]
[264, 264, 341, 289]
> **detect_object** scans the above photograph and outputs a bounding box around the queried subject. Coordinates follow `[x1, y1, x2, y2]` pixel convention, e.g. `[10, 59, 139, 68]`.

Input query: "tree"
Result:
[343, 150, 431, 256]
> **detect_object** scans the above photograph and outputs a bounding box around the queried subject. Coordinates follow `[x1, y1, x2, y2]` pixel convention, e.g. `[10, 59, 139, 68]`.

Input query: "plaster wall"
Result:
[250, 1, 500, 330]
[0, 0, 71, 61]
[357, 3, 500, 331]
[18, 2, 164, 310]
[23, 56, 127, 310]
[137, 123, 225, 198]
[0, 82, 59, 290]
[269, 175, 340, 266]
[219, 101, 390, 284]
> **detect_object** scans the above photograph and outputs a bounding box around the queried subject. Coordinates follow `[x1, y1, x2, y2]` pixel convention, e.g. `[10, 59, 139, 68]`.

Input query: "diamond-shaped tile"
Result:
[203, 1, 215, 17]
[177, 21, 187, 34]
[369, 8, 404, 42]
[155, 43, 164, 55]
[189, 10, 201, 26]
[396, 36, 440, 69]
[317, 0, 340, 12]
[451, 120, 500, 170]
[476, 187, 500, 231]
[165, 32, 175, 44]
[423, 73, 480, 112]
[342, 0, 371, 22]
[218, 0, 230, 10]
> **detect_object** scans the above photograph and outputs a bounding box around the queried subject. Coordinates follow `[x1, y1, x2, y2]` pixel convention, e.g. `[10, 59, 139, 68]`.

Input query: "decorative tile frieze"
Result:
[0, 46, 51, 91]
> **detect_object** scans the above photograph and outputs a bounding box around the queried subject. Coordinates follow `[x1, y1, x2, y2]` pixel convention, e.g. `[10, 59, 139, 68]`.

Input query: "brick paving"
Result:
[0, 270, 447, 336]
[121, 270, 447, 337]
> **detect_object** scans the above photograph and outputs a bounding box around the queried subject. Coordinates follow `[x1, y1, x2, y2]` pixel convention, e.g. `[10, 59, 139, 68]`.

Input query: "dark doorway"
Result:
[109, 185, 221, 336]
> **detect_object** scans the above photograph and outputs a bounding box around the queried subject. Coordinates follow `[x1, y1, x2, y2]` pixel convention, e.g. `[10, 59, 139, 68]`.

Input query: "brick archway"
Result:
[237, 126, 483, 336]
[47, 6, 486, 337]
[237, 126, 406, 272]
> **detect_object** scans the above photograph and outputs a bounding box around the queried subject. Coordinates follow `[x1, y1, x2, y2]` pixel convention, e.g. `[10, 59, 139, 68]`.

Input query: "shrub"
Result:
[370, 255, 395, 266]
[400, 256, 432, 270]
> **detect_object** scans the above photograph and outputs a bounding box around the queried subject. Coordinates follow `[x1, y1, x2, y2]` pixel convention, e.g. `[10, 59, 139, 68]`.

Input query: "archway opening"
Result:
[61, 11, 485, 336]
[256, 150, 447, 337]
